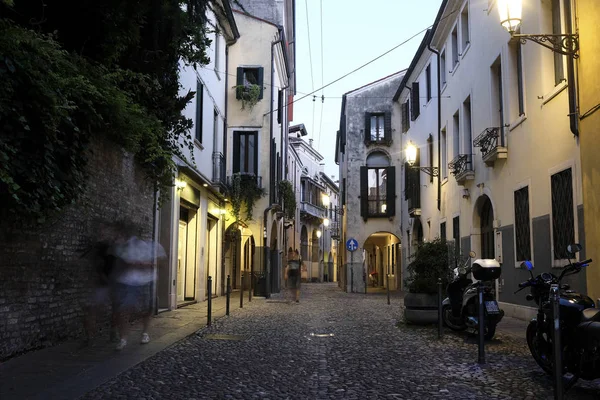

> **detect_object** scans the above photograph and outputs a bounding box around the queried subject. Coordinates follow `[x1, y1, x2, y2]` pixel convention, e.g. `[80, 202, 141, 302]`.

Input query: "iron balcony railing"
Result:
[212, 152, 226, 186]
[449, 154, 473, 176]
[329, 221, 341, 240]
[473, 127, 501, 158]
[300, 201, 326, 219]
[226, 173, 263, 189]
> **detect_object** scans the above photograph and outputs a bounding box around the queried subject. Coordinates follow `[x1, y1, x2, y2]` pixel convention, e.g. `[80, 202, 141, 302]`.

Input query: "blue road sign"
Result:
[346, 238, 359, 252]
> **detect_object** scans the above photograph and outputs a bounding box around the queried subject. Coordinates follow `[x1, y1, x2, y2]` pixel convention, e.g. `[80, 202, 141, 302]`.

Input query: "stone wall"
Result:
[0, 137, 155, 360]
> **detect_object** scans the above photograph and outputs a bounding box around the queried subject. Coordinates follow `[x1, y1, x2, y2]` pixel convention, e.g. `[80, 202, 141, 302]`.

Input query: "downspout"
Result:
[428, 43, 442, 210]
[564, 0, 579, 136]
[220, 44, 230, 295]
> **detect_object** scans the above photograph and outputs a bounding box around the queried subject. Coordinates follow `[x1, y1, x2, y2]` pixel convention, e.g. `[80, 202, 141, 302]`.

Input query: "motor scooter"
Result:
[442, 251, 505, 340]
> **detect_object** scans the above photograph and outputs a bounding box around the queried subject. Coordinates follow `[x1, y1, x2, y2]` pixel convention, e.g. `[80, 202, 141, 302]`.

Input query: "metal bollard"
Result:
[387, 274, 391, 305]
[226, 275, 231, 316]
[351, 268, 354, 293]
[207, 276, 212, 326]
[240, 274, 244, 308]
[249, 273, 252, 302]
[551, 284, 563, 400]
[478, 285, 485, 364]
[438, 278, 443, 339]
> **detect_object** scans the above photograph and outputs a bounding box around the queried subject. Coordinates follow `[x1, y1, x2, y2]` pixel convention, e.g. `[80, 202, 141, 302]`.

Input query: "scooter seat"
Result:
[581, 308, 600, 323]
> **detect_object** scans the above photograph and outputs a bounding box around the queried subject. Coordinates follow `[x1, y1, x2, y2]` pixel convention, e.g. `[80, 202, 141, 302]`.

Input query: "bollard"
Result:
[364, 271, 367, 295]
[249, 273, 252, 302]
[207, 276, 212, 326]
[226, 275, 231, 316]
[351, 267, 354, 293]
[478, 285, 485, 364]
[387, 274, 391, 305]
[438, 278, 443, 339]
[240, 274, 244, 308]
[550, 284, 563, 400]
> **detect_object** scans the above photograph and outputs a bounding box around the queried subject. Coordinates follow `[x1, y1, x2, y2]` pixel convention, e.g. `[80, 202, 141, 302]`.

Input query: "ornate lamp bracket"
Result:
[512, 33, 579, 58]
[410, 166, 439, 177]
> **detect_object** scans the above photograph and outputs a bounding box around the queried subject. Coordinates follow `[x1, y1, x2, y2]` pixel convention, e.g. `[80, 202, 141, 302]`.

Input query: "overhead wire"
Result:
[305, 0, 316, 138]
[317, 0, 325, 151]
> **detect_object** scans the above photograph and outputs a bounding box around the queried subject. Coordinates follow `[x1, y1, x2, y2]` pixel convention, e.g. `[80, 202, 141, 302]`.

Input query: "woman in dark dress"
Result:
[285, 249, 302, 302]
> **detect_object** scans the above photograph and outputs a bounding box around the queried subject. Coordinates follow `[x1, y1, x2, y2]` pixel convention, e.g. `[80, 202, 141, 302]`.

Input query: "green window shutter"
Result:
[360, 167, 369, 220]
[386, 166, 396, 217]
[233, 133, 240, 173]
[384, 111, 392, 143]
[257, 67, 264, 99]
[236, 67, 243, 99]
[364, 113, 371, 144]
[411, 82, 420, 120]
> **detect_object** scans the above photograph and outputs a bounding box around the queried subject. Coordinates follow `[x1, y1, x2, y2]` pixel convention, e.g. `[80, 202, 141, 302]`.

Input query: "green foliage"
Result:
[235, 84, 261, 111]
[278, 180, 296, 220]
[225, 173, 266, 222]
[404, 238, 457, 294]
[0, 0, 213, 223]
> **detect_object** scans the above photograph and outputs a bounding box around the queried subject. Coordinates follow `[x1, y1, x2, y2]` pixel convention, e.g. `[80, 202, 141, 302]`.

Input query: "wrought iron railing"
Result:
[226, 173, 263, 188]
[212, 152, 226, 186]
[329, 221, 341, 240]
[448, 154, 472, 176]
[473, 127, 501, 158]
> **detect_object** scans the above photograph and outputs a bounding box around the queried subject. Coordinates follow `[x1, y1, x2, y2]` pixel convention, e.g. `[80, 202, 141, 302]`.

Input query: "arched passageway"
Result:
[363, 232, 401, 293]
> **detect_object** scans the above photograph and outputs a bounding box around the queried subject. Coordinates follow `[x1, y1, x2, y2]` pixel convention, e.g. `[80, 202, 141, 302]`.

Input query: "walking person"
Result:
[285, 249, 302, 303]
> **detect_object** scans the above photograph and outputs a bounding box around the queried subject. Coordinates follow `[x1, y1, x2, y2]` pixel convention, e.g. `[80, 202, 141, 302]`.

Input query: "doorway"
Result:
[177, 206, 198, 303]
[480, 196, 495, 259]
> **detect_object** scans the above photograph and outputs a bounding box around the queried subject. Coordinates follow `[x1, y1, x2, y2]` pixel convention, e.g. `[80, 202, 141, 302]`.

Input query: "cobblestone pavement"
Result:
[82, 284, 600, 399]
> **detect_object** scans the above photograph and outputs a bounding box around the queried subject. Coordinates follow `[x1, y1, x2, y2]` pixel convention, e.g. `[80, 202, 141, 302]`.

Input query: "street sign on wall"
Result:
[346, 238, 359, 252]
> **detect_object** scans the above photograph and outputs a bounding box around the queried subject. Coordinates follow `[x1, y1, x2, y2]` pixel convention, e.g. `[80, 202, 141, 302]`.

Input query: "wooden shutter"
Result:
[233, 133, 240, 173]
[404, 162, 410, 200]
[411, 82, 420, 120]
[277, 90, 283, 123]
[364, 113, 371, 144]
[384, 111, 392, 143]
[386, 166, 396, 217]
[257, 67, 264, 99]
[401, 103, 408, 133]
[236, 67, 243, 99]
[360, 167, 368, 220]
[270, 138, 276, 203]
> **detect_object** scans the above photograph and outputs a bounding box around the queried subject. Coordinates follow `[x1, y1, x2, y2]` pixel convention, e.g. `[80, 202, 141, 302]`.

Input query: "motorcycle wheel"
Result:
[526, 320, 553, 375]
[442, 304, 467, 331]
[484, 322, 496, 340]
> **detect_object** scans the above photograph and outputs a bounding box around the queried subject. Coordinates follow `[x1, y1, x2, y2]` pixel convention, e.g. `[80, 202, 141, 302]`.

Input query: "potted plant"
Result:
[234, 83, 261, 111]
[403, 238, 456, 324]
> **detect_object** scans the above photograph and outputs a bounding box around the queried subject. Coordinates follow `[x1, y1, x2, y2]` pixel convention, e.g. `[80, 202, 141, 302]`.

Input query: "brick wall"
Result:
[0, 138, 155, 360]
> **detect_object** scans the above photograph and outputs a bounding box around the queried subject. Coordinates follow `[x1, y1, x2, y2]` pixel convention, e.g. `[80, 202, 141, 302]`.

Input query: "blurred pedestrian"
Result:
[110, 231, 165, 350]
[285, 249, 302, 303]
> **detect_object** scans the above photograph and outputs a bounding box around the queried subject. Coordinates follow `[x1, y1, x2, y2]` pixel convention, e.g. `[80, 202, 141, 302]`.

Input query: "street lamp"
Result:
[497, 0, 579, 58]
[405, 141, 439, 177]
[316, 230, 322, 238]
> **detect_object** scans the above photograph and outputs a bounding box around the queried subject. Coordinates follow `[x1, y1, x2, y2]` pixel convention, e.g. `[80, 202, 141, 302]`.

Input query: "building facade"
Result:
[336, 72, 406, 293]
[157, 0, 239, 310]
[396, 0, 586, 318]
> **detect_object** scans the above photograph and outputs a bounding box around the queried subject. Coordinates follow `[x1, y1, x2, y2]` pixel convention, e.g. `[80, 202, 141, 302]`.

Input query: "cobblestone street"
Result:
[81, 284, 600, 399]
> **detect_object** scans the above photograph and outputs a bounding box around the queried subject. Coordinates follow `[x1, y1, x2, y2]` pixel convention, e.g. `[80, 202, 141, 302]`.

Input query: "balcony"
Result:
[226, 173, 263, 189]
[408, 197, 421, 217]
[449, 154, 474, 185]
[473, 127, 507, 166]
[212, 152, 226, 187]
[329, 221, 341, 240]
[300, 201, 326, 223]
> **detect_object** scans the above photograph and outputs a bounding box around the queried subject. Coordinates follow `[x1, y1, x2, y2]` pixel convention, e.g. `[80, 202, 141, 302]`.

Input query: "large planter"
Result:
[403, 293, 439, 325]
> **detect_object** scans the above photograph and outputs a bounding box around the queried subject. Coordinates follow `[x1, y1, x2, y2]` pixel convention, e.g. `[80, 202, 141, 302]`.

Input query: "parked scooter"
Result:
[442, 251, 505, 340]
[515, 244, 599, 385]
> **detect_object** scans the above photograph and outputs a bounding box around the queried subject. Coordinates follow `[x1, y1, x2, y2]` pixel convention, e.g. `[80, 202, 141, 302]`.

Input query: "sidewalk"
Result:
[0, 290, 257, 400]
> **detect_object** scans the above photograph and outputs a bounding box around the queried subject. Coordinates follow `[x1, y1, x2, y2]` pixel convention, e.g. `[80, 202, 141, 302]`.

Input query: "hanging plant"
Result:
[234, 84, 261, 111]
[225, 173, 266, 222]
[278, 180, 296, 220]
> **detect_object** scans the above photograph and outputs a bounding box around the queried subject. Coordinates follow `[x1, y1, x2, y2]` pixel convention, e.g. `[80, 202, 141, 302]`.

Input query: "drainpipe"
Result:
[428, 42, 442, 211]
[564, 0, 579, 136]
[220, 45, 230, 295]
[151, 185, 159, 315]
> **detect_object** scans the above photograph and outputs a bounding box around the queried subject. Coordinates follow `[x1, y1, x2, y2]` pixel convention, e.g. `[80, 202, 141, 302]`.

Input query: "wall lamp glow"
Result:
[405, 141, 439, 177]
[175, 179, 187, 190]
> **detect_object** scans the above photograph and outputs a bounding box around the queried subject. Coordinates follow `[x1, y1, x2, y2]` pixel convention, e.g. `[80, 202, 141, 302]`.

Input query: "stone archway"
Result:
[363, 231, 401, 292]
[472, 194, 495, 260]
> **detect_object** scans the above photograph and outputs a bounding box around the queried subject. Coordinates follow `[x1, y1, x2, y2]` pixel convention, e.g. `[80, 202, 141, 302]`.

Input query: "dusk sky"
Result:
[291, 0, 444, 181]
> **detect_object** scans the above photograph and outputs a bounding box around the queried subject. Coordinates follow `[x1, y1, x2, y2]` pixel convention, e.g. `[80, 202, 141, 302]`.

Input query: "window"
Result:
[451, 26, 459, 66]
[360, 152, 396, 218]
[461, 5, 470, 52]
[514, 186, 531, 262]
[214, 32, 220, 77]
[453, 216, 460, 258]
[427, 134, 434, 183]
[441, 50, 447, 85]
[462, 96, 472, 156]
[277, 90, 283, 124]
[425, 64, 432, 102]
[509, 41, 525, 119]
[195, 80, 203, 143]
[233, 131, 258, 174]
[491, 57, 505, 145]
[440, 222, 447, 242]
[236, 66, 264, 99]
[213, 110, 218, 147]
[411, 82, 420, 121]
[551, 168, 575, 260]
[550, 0, 564, 85]
[441, 128, 448, 178]
[453, 111, 460, 159]
[401, 100, 410, 133]
[364, 112, 391, 144]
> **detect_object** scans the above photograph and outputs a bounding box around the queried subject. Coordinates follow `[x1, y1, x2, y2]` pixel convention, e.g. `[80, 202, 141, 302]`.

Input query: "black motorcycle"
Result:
[515, 244, 599, 384]
[442, 251, 505, 340]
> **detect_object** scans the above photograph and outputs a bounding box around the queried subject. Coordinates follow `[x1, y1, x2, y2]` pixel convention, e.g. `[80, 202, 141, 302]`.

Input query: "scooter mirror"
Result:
[468, 251, 476, 258]
[521, 260, 534, 271]
[567, 243, 582, 254]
